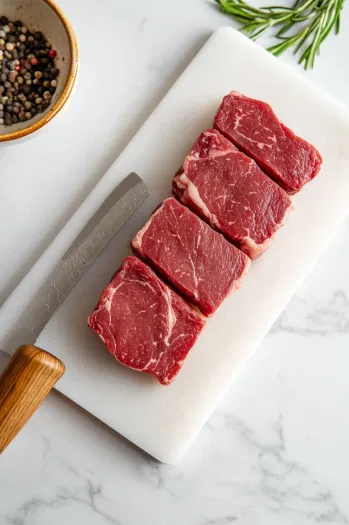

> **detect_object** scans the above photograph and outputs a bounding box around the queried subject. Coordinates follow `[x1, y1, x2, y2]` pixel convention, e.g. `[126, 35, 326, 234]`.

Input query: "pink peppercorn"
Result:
[48, 49, 57, 58]
[30, 57, 38, 66]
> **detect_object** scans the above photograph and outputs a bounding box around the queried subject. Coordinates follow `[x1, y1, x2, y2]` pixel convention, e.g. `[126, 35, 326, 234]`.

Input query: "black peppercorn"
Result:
[50, 68, 59, 77]
[0, 17, 60, 126]
[19, 84, 31, 95]
[33, 31, 44, 41]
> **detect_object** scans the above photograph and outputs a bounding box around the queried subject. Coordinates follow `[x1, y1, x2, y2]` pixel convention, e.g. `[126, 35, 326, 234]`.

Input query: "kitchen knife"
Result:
[0, 172, 149, 453]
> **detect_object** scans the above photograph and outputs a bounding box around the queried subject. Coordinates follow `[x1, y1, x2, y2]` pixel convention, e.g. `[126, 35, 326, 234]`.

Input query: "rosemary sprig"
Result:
[215, 0, 345, 68]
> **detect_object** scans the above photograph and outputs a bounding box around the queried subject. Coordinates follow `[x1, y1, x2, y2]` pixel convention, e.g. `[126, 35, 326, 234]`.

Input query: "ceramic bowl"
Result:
[0, 0, 78, 142]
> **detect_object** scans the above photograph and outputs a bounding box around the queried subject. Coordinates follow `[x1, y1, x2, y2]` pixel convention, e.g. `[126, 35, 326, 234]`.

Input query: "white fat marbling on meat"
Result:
[88, 257, 205, 385]
[126, 278, 156, 294]
[174, 128, 293, 260]
[103, 282, 123, 314]
[239, 200, 293, 258]
[174, 173, 221, 230]
[88, 283, 124, 354]
[133, 197, 250, 316]
[132, 205, 163, 251]
[162, 284, 177, 347]
[215, 91, 322, 194]
[232, 109, 278, 151]
[230, 256, 251, 291]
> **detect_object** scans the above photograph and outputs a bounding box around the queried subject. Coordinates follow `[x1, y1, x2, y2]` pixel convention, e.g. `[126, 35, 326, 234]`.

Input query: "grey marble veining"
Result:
[2, 384, 349, 525]
[5, 440, 122, 525]
[272, 290, 349, 336]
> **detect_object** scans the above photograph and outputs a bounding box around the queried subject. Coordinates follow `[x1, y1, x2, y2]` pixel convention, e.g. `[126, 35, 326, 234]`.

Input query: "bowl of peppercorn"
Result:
[0, 0, 78, 141]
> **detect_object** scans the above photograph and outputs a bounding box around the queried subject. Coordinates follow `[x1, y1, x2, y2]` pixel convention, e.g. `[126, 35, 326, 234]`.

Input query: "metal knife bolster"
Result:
[5, 173, 149, 350]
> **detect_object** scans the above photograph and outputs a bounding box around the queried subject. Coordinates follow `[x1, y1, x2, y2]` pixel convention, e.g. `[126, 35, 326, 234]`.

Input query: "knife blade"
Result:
[3, 172, 149, 350]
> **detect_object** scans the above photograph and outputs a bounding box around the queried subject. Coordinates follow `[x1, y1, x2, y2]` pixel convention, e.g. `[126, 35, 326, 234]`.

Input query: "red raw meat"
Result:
[173, 129, 292, 259]
[214, 91, 322, 194]
[132, 197, 250, 316]
[88, 256, 205, 385]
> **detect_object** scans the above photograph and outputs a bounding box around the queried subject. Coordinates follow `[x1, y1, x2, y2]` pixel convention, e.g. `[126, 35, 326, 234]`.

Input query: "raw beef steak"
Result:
[88, 256, 205, 385]
[132, 197, 250, 316]
[173, 129, 292, 259]
[214, 91, 322, 194]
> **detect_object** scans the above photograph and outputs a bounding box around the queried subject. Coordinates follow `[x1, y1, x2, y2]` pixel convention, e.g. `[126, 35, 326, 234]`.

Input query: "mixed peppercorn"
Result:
[0, 16, 60, 127]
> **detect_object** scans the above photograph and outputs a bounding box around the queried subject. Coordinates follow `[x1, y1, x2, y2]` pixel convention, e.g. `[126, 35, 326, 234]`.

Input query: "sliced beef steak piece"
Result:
[132, 197, 250, 316]
[88, 256, 205, 385]
[214, 91, 322, 194]
[173, 129, 292, 259]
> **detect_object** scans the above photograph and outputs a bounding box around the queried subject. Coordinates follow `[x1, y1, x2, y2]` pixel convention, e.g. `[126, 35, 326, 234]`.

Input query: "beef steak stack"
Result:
[88, 256, 205, 385]
[173, 129, 292, 259]
[88, 90, 322, 385]
[132, 197, 250, 316]
[214, 91, 322, 194]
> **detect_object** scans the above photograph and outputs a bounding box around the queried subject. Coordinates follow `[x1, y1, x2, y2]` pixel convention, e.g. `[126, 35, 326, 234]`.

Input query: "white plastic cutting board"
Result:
[3, 27, 349, 463]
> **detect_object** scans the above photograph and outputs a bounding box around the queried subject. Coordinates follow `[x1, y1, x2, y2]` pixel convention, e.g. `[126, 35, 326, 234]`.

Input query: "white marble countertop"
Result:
[1, 0, 349, 523]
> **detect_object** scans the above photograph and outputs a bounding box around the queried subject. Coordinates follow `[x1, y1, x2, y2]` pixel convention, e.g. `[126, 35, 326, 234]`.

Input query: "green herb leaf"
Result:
[214, 0, 345, 69]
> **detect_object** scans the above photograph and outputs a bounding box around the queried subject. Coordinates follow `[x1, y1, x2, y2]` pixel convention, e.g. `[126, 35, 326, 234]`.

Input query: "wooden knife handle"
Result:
[0, 345, 65, 454]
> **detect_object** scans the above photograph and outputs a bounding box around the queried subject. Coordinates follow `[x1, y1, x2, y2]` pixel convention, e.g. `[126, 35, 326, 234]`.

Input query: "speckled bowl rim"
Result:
[0, 0, 79, 142]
